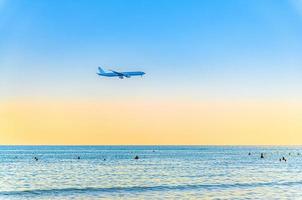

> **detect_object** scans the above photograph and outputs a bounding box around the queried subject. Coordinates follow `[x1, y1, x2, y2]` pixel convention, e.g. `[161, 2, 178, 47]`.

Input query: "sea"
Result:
[0, 146, 302, 199]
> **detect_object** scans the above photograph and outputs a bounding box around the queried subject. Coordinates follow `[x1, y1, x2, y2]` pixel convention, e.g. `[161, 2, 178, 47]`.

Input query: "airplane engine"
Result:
[119, 76, 124, 79]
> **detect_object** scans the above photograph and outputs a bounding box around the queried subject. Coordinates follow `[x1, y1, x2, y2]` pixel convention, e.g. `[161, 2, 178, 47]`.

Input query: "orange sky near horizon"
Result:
[0, 98, 301, 145]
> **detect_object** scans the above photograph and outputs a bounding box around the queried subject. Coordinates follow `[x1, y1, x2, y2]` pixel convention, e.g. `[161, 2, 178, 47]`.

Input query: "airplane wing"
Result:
[109, 70, 124, 76]
[109, 70, 130, 77]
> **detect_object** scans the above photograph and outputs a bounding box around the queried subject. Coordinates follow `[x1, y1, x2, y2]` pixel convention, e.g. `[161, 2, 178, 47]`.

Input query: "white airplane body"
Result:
[97, 66, 145, 79]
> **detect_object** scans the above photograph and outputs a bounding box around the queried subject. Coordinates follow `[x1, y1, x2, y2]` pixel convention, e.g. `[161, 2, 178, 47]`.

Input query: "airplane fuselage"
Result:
[97, 67, 145, 79]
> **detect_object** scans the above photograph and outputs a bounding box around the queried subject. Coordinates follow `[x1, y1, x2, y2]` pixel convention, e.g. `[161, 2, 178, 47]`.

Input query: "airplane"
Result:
[97, 66, 145, 79]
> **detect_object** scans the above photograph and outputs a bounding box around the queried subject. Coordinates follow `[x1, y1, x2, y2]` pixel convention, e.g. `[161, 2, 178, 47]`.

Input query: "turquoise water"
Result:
[0, 146, 302, 199]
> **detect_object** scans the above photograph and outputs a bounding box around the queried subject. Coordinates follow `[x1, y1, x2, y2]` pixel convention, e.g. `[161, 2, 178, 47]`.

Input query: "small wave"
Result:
[2, 181, 302, 196]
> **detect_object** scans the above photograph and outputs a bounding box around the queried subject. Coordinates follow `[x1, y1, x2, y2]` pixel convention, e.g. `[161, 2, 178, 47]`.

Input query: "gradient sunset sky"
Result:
[1, 0, 301, 145]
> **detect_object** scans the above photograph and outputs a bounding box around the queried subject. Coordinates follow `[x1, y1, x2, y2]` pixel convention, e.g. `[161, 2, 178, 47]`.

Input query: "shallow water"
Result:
[0, 146, 302, 199]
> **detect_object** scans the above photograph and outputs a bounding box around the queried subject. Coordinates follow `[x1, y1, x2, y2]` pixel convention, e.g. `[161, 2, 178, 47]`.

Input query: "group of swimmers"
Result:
[33, 151, 299, 162]
[248, 152, 301, 162]
[33, 155, 139, 161]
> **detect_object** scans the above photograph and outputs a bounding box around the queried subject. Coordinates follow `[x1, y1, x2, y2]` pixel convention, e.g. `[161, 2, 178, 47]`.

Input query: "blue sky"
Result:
[1, 0, 302, 101]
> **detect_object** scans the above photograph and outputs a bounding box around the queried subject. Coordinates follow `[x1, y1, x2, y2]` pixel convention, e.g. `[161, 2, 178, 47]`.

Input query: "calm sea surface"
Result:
[0, 146, 302, 199]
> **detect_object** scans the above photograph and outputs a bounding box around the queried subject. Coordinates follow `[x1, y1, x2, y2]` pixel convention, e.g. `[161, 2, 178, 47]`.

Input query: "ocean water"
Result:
[0, 146, 302, 199]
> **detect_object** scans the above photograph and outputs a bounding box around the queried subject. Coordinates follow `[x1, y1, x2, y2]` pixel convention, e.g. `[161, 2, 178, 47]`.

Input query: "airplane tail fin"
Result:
[98, 66, 105, 74]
